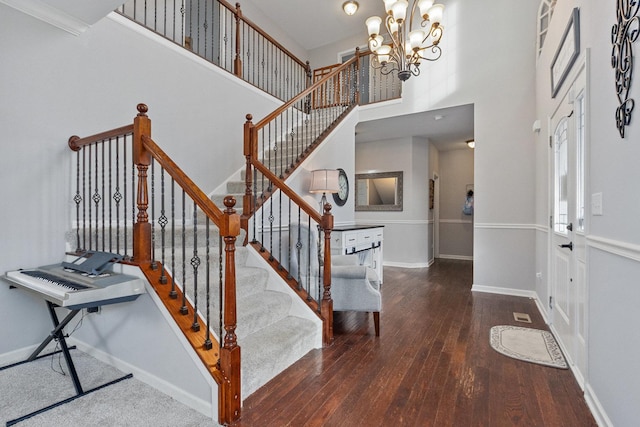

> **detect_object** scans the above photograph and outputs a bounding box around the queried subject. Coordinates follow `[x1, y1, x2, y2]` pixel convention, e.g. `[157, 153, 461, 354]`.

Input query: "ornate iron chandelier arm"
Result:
[415, 45, 442, 62]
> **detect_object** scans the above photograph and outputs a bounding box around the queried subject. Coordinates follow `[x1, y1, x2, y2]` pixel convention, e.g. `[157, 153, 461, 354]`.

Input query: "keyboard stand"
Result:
[4, 301, 133, 427]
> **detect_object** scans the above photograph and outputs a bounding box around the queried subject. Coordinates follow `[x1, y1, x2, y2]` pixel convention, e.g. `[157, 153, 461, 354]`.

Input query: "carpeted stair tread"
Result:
[240, 315, 319, 397]
[235, 290, 292, 339]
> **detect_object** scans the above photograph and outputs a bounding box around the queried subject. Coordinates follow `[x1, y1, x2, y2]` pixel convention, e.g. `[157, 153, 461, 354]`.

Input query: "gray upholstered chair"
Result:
[288, 223, 381, 336]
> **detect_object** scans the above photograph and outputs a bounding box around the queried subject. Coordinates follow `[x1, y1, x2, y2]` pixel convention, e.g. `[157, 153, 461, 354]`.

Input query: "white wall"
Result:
[438, 148, 474, 259]
[534, 1, 640, 426]
[355, 136, 430, 267]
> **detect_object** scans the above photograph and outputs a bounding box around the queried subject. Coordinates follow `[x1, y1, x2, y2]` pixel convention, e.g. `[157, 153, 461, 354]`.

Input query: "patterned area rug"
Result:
[490, 325, 568, 369]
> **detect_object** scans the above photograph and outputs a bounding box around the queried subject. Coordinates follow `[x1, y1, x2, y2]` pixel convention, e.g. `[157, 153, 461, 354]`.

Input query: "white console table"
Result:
[330, 225, 384, 283]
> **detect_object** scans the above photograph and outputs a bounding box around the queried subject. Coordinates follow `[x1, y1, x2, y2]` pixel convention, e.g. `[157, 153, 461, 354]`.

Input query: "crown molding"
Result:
[0, 0, 89, 35]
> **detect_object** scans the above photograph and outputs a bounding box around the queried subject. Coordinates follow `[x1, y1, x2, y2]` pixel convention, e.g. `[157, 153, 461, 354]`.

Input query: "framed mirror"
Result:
[355, 171, 403, 211]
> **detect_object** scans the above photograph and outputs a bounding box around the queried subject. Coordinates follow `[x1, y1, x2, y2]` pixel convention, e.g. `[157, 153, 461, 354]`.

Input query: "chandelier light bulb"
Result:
[342, 1, 359, 16]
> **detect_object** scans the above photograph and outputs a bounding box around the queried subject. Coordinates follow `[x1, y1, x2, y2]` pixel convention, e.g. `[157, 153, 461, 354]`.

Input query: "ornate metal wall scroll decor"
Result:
[611, 0, 640, 138]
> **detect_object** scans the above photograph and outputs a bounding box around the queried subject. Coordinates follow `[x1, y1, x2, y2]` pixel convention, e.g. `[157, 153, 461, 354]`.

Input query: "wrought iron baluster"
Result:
[268, 177, 274, 261]
[101, 141, 105, 252]
[180, 189, 188, 314]
[170, 178, 177, 299]
[277, 183, 282, 269]
[114, 137, 122, 255]
[108, 138, 113, 252]
[151, 159, 157, 269]
[88, 145, 93, 250]
[159, 167, 168, 284]
[123, 137, 128, 259]
[74, 149, 81, 252]
[204, 216, 212, 350]
[191, 201, 200, 331]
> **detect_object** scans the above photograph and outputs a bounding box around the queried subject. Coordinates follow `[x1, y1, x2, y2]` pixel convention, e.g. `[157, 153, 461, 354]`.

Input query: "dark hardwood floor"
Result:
[237, 260, 596, 426]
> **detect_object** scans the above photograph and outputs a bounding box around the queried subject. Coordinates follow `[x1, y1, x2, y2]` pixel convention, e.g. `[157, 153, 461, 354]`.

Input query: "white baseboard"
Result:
[0, 342, 58, 366]
[69, 339, 215, 418]
[438, 254, 474, 261]
[471, 284, 537, 299]
[384, 261, 431, 268]
[585, 383, 614, 427]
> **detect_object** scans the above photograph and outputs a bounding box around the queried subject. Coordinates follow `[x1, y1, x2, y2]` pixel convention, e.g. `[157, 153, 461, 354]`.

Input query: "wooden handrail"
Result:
[216, 0, 309, 71]
[215, 0, 310, 76]
[141, 135, 225, 227]
[251, 161, 321, 224]
[254, 56, 358, 130]
[68, 124, 134, 151]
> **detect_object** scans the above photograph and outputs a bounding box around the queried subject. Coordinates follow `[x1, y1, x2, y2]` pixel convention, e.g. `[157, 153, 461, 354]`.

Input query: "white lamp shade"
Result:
[366, 16, 382, 37]
[383, 0, 396, 14]
[428, 4, 444, 24]
[409, 30, 425, 50]
[376, 45, 392, 63]
[391, 0, 409, 22]
[418, 0, 434, 19]
[309, 169, 340, 194]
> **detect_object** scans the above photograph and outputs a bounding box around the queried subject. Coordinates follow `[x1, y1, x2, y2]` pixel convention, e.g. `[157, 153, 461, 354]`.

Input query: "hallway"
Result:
[239, 260, 596, 426]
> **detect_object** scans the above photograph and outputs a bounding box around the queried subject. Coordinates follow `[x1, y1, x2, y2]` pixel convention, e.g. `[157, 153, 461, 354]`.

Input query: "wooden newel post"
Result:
[219, 196, 241, 425]
[321, 203, 334, 346]
[234, 3, 243, 78]
[133, 103, 152, 265]
[241, 114, 255, 238]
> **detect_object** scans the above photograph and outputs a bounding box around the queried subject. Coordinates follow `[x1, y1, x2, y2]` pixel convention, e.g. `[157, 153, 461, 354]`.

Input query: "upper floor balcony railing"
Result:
[118, 0, 311, 102]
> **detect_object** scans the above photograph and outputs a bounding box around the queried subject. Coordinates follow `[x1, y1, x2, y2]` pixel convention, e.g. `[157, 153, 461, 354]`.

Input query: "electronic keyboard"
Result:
[5, 263, 145, 309]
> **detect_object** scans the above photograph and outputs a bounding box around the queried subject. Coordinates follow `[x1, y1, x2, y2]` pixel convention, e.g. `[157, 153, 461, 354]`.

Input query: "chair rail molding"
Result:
[587, 234, 640, 263]
[474, 223, 540, 230]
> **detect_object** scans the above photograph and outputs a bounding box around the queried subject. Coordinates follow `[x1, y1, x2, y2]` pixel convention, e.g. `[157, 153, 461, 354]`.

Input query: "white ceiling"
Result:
[355, 104, 475, 151]
[250, 0, 387, 51]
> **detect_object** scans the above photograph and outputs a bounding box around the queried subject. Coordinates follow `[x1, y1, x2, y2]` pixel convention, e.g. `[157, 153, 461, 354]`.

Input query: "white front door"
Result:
[549, 64, 587, 385]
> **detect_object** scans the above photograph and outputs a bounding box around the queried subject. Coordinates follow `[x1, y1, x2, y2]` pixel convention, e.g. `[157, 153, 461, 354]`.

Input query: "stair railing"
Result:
[67, 104, 241, 425]
[241, 55, 362, 345]
[117, 0, 311, 102]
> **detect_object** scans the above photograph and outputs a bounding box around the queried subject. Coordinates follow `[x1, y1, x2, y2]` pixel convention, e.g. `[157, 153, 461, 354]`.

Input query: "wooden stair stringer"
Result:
[137, 261, 225, 385]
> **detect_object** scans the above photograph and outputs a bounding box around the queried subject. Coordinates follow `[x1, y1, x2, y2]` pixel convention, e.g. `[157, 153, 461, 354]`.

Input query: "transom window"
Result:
[537, 0, 557, 57]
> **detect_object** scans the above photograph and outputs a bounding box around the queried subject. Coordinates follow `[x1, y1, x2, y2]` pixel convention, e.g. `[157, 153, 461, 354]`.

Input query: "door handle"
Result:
[559, 242, 573, 251]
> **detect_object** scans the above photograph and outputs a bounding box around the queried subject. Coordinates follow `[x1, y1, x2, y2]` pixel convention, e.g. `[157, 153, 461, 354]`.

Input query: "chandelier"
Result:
[365, 0, 445, 81]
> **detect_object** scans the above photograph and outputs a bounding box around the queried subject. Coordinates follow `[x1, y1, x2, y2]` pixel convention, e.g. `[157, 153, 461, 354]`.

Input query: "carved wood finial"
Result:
[224, 196, 237, 212]
[245, 113, 253, 122]
[137, 103, 148, 116]
[68, 135, 81, 152]
[323, 202, 333, 215]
